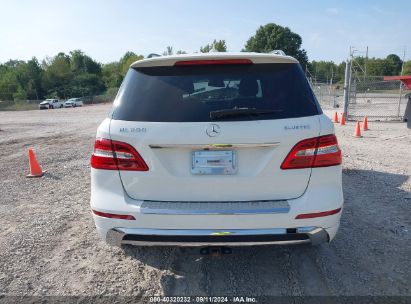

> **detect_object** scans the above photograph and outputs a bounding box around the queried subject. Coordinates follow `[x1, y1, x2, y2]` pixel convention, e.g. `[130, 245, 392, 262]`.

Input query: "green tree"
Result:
[25, 57, 44, 99]
[349, 56, 403, 77]
[8, 61, 31, 100]
[4, 60, 25, 68]
[42, 52, 73, 97]
[0, 65, 18, 100]
[102, 62, 122, 89]
[70, 73, 105, 96]
[365, 58, 394, 76]
[309, 61, 341, 83]
[403, 60, 411, 75]
[119, 51, 144, 76]
[70, 50, 101, 75]
[101, 51, 143, 91]
[0, 58, 45, 100]
[200, 39, 227, 52]
[243, 23, 308, 67]
[336, 61, 346, 82]
[0, 50, 125, 101]
[386, 54, 402, 75]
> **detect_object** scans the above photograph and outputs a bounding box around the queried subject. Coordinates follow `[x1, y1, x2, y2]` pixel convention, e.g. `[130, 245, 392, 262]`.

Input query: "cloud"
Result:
[371, 6, 384, 14]
[326, 8, 340, 15]
[307, 32, 324, 46]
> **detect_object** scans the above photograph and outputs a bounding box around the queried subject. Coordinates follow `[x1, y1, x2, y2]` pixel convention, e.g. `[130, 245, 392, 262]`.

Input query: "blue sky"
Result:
[0, 0, 409, 64]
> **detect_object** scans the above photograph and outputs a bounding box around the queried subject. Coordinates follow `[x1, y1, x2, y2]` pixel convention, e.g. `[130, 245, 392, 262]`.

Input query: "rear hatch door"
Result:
[110, 61, 321, 201]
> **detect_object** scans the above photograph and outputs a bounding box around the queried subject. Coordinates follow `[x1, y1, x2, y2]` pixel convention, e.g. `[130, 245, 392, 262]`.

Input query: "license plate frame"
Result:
[191, 150, 237, 175]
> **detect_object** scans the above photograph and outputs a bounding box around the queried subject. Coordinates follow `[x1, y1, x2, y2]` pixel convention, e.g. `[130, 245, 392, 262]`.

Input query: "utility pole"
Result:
[400, 46, 406, 76]
[365, 46, 368, 78]
[329, 66, 335, 107]
[343, 47, 352, 117]
[397, 46, 407, 117]
[306, 65, 314, 87]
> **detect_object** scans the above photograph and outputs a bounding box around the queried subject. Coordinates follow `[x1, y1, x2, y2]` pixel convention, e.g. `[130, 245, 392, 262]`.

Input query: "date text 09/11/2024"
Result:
[148, 296, 257, 303]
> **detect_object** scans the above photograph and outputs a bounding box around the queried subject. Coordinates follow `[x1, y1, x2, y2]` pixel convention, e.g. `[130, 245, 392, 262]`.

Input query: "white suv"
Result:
[39, 99, 63, 109]
[64, 98, 84, 108]
[90, 53, 343, 247]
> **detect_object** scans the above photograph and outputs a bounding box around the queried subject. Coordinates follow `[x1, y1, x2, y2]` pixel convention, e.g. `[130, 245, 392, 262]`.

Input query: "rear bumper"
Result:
[104, 226, 329, 247]
[90, 165, 343, 247]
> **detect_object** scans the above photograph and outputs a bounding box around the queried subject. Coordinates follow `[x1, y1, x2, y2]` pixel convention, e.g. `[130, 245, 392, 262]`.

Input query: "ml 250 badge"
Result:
[119, 127, 147, 133]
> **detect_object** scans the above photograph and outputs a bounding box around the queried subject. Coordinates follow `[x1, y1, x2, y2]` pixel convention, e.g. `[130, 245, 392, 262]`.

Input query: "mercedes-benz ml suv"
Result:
[90, 52, 343, 247]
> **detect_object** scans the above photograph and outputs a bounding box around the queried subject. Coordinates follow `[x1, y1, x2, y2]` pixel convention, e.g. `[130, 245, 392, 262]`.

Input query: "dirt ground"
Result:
[0, 104, 410, 298]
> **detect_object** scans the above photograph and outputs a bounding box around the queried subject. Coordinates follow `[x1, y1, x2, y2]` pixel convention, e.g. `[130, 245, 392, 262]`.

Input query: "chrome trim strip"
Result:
[119, 228, 287, 236]
[149, 142, 279, 149]
[141, 208, 290, 215]
[121, 240, 311, 247]
[105, 227, 329, 247]
[140, 200, 290, 215]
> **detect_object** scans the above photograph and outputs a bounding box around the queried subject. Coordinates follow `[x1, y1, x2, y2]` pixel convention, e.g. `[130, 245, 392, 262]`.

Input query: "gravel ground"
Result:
[0, 105, 410, 298]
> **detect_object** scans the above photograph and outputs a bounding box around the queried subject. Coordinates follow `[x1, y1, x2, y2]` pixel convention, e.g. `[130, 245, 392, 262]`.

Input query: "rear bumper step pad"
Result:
[106, 227, 329, 247]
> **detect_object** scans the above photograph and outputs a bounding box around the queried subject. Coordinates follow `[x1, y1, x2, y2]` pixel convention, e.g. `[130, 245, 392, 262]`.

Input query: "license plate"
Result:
[191, 150, 237, 175]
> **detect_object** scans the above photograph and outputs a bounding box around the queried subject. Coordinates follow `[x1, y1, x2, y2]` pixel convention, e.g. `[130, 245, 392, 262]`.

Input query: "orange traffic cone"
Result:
[353, 121, 362, 138]
[340, 113, 346, 126]
[363, 116, 369, 131]
[26, 149, 46, 177]
[333, 112, 339, 123]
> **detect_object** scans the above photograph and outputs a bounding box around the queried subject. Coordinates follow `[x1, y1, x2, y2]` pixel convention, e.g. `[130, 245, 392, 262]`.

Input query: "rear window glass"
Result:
[112, 63, 321, 122]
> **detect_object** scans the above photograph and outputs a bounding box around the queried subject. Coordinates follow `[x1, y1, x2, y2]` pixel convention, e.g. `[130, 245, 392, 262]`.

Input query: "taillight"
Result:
[313, 135, 342, 168]
[92, 209, 136, 220]
[281, 134, 342, 170]
[174, 59, 252, 66]
[295, 208, 342, 219]
[91, 138, 149, 171]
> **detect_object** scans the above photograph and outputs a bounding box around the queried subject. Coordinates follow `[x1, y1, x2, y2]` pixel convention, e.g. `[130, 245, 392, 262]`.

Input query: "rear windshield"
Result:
[112, 63, 321, 122]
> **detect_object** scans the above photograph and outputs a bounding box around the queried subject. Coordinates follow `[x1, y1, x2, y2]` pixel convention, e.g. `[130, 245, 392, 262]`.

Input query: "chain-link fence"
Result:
[309, 80, 344, 110]
[346, 76, 408, 121]
[310, 74, 409, 121]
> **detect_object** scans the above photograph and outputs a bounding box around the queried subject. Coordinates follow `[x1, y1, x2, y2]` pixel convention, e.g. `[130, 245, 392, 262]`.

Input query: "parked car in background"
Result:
[39, 99, 63, 109]
[64, 98, 84, 108]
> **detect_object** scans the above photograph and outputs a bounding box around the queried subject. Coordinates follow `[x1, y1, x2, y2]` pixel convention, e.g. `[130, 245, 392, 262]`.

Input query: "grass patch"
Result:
[0, 101, 39, 111]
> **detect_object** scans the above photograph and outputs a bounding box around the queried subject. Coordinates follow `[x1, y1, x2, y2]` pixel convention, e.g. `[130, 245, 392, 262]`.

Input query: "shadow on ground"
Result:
[119, 169, 410, 296]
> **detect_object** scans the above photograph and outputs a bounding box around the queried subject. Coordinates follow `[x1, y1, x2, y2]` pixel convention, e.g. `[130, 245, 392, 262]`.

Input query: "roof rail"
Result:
[271, 50, 286, 56]
[147, 53, 161, 58]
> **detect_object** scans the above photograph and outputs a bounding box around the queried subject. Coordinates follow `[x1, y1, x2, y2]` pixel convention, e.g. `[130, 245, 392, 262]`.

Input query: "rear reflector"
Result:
[295, 208, 342, 219]
[91, 138, 149, 171]
[92, 209, 136, 220]
[281, 134, 342, 169]
[175, 59, 253, 66]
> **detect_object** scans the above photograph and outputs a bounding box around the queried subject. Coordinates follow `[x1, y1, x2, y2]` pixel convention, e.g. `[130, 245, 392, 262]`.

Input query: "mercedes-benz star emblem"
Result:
[206, 124, 221, 137]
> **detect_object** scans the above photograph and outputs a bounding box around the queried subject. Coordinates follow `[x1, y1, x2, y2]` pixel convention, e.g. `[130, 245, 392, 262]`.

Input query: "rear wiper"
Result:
[210, 107, 282, 120]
